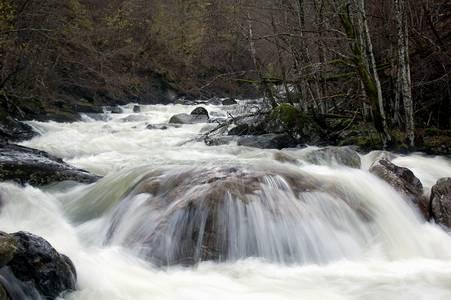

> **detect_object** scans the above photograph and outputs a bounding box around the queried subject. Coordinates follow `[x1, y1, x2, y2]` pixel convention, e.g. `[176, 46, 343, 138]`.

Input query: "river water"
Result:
[1, 103, 451, 299]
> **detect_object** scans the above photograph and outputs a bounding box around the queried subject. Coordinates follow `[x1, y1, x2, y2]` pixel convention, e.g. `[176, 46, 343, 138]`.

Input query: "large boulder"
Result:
[304, 146, 361, 169]
[265, 104, 323, 144]
[430, 177, 451, 228]
[370, 160, 426, 212]
[190, 107, 209, 117]
[0, 117, 37, 143]
[0, 231, 76, 299]
[237, 134, 297, 149]
[0, 143, 100, 186]
[103, 167, 324, 266]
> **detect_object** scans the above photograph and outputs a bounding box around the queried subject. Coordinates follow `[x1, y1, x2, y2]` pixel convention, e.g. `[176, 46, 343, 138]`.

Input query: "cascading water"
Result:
[1, 102, 451, 299]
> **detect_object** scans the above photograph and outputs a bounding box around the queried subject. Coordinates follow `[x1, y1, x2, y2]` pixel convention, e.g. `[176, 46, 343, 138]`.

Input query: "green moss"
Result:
[270, 103, 305, 129]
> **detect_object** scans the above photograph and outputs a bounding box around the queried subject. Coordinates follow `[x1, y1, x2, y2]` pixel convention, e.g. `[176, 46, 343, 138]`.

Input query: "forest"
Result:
[0, 0, 450, 152]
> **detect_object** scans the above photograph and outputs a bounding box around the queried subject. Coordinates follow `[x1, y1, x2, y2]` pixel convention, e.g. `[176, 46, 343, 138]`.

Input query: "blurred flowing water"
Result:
[1, 102, 451, 299]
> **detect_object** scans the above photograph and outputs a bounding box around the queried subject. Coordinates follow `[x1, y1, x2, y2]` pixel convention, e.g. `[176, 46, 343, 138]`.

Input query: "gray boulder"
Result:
[370, 160, 427, 214]
[133, 105, 141, 113]
[430, 177, 451, 228]
[0, 143, 100, 186]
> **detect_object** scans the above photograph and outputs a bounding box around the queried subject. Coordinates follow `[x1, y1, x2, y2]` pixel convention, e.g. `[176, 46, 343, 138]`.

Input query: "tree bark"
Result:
[395, 0, 415, 146]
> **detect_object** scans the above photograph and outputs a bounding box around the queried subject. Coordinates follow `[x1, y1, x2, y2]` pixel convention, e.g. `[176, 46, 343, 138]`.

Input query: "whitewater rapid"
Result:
[1, 103, 451, 299]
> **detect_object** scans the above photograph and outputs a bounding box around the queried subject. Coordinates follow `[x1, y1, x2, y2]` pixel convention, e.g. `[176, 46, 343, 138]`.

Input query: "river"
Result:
[1, 102, 451, 299]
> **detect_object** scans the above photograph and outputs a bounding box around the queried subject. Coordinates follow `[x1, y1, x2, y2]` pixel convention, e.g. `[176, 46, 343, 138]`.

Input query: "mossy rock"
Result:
[266, 104, 323, 144]
[270, 103, 305, 130]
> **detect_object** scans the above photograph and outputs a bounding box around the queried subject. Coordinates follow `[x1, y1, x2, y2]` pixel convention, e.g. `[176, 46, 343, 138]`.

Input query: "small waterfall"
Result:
[53, 163, 451, 266]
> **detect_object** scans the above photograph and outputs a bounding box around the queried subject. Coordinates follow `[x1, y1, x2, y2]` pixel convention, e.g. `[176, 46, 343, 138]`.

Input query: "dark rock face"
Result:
[190, 107, 209, 117]
[430, 177, 451, 228]
[0, 143, 100, 186]
[222, 98, 238, 106]
[237, 134, 297, 149]
[304, 147, 361, 169]
[370, 160, 426, 211]
[169, 113, 209, 124]
[0, 117, 37, 143]
[0, 231, 76, 299]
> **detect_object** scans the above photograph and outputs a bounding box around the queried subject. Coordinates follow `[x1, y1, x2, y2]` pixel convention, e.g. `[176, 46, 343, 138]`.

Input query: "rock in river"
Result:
[0, 143, 100, 186]
[370, 160, 427, 215]
[430, 177, 451, 228]
[237, 134, 297, 149]
[0, 231, 77, 299]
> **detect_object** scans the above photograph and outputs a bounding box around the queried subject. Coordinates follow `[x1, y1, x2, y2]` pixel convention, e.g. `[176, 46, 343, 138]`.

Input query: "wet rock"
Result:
[207, 97, 222, 106]
[105, 167, 323, 266]
[430, 177, 451, 228]
[190, 107, 209, 117]
[0, 117, 37, 143]
[237, 134, 297, 149]
[222, 98, 238, 106]
[370, 160, 425, 210]
[0, 231, 76, 299]
[0, 143, 100, 186]
[169, 113, 208, 124]
[133, 105, 141, 113]
[0, 233, 16, 267]
[304, 146, 361, 168]
[264, 104, 323, 144]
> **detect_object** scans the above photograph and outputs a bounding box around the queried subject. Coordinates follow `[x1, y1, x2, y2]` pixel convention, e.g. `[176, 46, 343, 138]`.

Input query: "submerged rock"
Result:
[0, 231, 76, 299]
[304, 146, 361, 169]
[0, 143, 100, 186]
[169, 113, 208, 124]
[370, 160, 426, 213]
[237, 134, 297, 149]
[104, 167, 327, 265]
[430, 177, 451, 228]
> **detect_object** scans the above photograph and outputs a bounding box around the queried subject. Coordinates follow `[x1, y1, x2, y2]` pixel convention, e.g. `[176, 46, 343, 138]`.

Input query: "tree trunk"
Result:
[395, 0, 415, 146]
